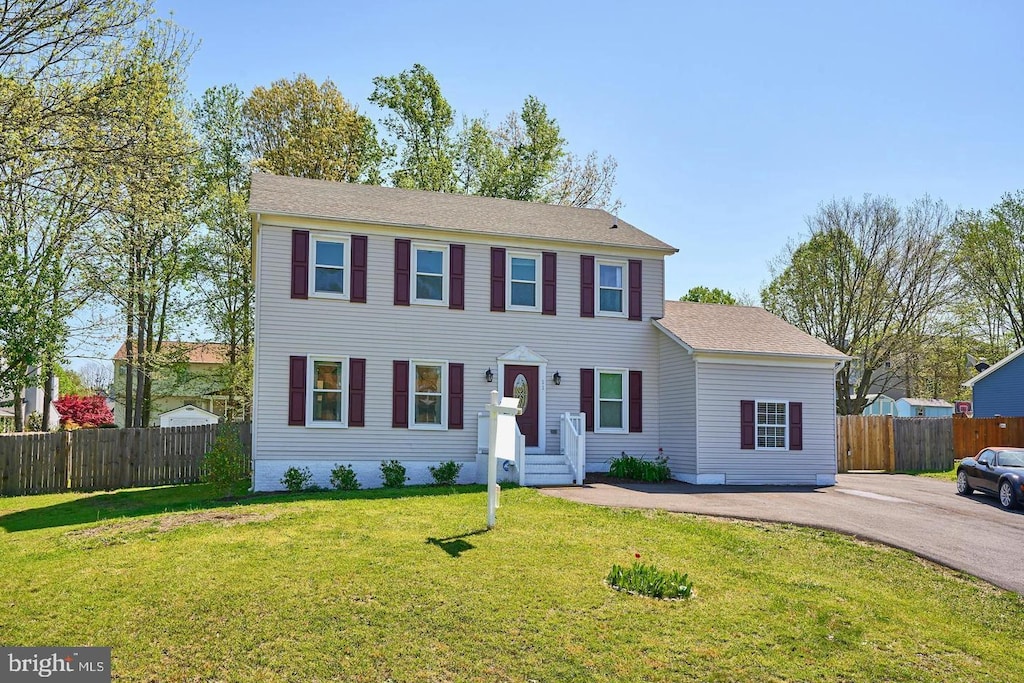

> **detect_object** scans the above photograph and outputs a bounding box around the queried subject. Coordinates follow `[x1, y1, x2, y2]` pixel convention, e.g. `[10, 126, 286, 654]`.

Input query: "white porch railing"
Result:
[560, 412, 586, 485]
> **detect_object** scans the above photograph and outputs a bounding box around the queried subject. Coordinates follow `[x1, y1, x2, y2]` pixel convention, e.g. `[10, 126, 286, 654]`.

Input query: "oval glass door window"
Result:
[513, 373, 529, 412]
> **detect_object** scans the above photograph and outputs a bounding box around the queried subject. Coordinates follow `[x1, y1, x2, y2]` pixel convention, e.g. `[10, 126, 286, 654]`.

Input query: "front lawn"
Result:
[1, 484, 1021, 682]
[904, 467, 958, 482]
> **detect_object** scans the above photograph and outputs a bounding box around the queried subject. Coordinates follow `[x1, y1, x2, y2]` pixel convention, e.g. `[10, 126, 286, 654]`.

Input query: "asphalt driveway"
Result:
[541, 473, 1024, 595]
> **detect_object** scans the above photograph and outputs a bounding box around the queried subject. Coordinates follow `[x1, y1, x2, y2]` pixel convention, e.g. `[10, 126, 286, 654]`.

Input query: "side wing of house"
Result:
[695, 357, 838, 485]
[252, 216, 670, 490]
[658, 332, 696, 478]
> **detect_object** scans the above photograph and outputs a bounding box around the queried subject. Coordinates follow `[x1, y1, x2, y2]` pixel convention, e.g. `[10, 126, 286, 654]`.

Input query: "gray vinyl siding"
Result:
[696, 360, 837, 485]
[658, 334, 696, 476]
[253, 221, 665, 486]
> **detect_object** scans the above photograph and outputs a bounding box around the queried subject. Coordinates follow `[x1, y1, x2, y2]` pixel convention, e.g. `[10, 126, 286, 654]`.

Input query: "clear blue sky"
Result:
[157, 0, 1023, 302]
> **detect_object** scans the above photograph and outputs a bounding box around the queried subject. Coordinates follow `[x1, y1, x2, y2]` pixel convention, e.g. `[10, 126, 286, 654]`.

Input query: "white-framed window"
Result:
[756, 401, 787, 449]
[308, 357, 348, 427]
[507, 251, 540, 311]
[411, 360, 447, 429]
[413, 243, 448, 305]
[596, 260, 625, 316]
[311, 235, 350, 298]
[596, 368, 628, 433]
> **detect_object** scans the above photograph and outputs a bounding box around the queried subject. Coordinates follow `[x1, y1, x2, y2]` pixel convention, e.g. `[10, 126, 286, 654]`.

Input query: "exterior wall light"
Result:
[553, 372, 561, 385]
[485, 368, 494, 383]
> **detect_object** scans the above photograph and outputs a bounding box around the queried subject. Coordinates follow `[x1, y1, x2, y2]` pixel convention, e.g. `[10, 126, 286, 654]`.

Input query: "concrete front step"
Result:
[524, 453, 566, 465]
[523, 472, 576, 486]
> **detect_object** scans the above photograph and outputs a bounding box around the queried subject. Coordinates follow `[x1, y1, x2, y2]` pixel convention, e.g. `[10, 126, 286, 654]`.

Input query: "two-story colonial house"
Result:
[248, 173, 847, 490]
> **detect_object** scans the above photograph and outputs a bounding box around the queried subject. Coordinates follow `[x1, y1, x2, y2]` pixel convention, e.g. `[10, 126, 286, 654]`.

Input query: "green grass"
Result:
[1, 484, 1021, 682]
[903, 467, 957, 482]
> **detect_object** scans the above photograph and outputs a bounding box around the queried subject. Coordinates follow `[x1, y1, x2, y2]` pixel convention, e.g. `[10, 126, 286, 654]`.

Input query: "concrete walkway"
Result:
[540, 473, 1024, 594]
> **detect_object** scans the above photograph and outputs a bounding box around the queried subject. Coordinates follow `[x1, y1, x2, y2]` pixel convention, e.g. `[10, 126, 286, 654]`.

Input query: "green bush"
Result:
[428, 460, 463, 486]
[608, 452, 671, 482]
[202, 422, 250, 498]
[607, 557, 692, 600]
[329, 464, 361, 490]
[281, 466, 314, 492]
[380, 460, 408, 488]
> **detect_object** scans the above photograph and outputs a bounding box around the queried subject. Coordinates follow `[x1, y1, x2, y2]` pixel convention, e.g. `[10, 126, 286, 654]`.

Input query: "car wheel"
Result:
[998, 480, 1018, 510]
[956, 470, 973, 496]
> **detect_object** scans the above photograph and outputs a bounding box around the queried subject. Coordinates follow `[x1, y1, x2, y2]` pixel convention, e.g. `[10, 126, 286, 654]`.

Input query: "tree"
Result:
[245, 74, 386, 184]
[86, 27, 198, 428]
[193, 85, 254, 420]
[544, 150, 622, 213]
[951, 190, 1024, 348]
[369, 64, 457, 191]
[762, 195, 955, 415]
[680, 286, 738, 305]
[53, 394, 114, 428]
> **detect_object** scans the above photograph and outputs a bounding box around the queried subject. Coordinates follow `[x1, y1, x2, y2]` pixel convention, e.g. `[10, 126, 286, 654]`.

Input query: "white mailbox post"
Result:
[486, 389, 520, 529]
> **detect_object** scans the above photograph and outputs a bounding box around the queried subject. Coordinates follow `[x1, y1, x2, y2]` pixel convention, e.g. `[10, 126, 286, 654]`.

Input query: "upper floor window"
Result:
[756, 401, 787, 449]
[597, 260, 625, 315]
[414, 244, 447, 305]
[312, 236, 349, 298]
[507, 252, 540, 311]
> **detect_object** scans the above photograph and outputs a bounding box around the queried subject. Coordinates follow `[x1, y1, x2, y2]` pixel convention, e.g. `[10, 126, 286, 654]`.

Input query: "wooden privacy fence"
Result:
[0, 423, 251, 497]
[837, 415, 1024, 472]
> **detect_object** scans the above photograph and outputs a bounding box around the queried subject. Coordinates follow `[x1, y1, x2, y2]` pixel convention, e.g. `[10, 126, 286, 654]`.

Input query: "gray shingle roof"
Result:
[656, 300, 848, 359]
[248, 173, 676, 252]
[900, 397, 953, 408]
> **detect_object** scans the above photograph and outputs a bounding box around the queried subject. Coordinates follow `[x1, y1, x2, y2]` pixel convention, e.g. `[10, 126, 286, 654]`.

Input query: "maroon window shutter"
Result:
[394, 239, 411, 306]
[580, 255, 595, 317]
[628, 259, 643, 321]
[740, 400, 755, 449]
[288, 356, 307, 425]
[348, 358, 366, 427]
[392, 361, 409, 427]
[580, 368, 595, 432]
[628, 370, 643, 433]
[291, 230, 309, 299]
[789, 402, 803, 451]
[448, 363, 464, 429]
[490, 247, 506, 312]
[351, 235, 367, 303]
[542, 252, 557, 315]
[450, 244, 465, 310]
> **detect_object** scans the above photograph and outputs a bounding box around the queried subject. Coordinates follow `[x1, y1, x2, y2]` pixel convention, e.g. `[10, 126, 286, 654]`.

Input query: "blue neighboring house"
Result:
[964, 346, 1024, 417]
[894, 397, 954, 417]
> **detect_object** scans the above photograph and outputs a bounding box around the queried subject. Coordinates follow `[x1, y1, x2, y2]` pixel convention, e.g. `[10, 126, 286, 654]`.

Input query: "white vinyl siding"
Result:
[311, 235, 349, 298]
[507, 252, 540, 311]
[252, 223, 665, 489]
[658, 334, 696, 476]
[696, 360, 837, 485]
[411, 360, 447, 429]
[308, 356, 348, 428]
[413, 243, 447, 305]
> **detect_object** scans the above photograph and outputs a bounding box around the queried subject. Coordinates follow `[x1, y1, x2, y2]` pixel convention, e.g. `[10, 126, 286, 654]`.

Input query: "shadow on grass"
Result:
[426, 528, 490, 558]
[0, 483, 493, 533]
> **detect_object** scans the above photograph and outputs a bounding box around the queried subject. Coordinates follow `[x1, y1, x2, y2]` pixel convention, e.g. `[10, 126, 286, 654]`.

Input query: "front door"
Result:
[504, 365, 539, 447]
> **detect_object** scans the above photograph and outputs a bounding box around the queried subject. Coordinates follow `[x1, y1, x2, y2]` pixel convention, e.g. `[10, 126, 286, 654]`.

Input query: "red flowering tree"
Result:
[53, 395, 115, 429]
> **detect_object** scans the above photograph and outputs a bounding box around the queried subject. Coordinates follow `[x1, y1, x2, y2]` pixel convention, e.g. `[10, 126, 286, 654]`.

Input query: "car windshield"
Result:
[997, 451, 1024, 467]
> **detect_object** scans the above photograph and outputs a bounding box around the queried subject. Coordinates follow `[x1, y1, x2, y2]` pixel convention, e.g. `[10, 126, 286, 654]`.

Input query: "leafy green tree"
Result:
[194, 84, 254, 419]
[369, 64, 457, 191]
[680, 286, 738, 305]
[951, 190, 1024, 348]
[245, 74, 386, 183]
[762, 195, 955, 415]
[203, 422, 249, 498]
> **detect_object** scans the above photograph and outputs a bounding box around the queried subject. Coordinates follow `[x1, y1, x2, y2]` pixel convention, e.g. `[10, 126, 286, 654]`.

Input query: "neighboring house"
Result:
[894, 397, 954, 417]
[112, 342, 237, 426]
[0, 366, 60, 430]
[654, 302, 848, 485]
[248, 173, 847, 490]
[963, 346, 1024, 417]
